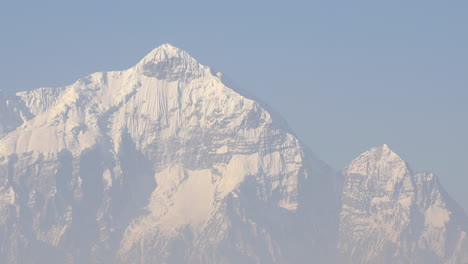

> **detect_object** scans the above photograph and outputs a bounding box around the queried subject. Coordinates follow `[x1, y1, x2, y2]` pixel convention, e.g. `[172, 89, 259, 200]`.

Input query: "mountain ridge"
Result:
[0, 44, 466, 264]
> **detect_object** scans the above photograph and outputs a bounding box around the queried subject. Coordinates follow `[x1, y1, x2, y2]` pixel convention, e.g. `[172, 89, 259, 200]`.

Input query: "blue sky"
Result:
[1, 0, 467, 209]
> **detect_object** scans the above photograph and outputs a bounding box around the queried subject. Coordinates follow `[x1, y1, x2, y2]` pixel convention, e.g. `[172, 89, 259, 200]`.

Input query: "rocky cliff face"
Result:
[0, 44, 337, 264]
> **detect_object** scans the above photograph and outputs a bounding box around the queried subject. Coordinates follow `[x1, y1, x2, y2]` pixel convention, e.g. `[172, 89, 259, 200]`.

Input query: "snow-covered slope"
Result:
[338, 144, 468, 264]
[0, 44, 337, 263]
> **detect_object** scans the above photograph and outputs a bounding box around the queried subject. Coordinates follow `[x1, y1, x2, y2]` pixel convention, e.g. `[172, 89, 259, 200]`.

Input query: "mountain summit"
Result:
[0, 44, 336, 263]
[137, 43, 191, 63]
[0, 45, 466, 264]
[344, 144, 409, 178]
[135, 43, 212, 81]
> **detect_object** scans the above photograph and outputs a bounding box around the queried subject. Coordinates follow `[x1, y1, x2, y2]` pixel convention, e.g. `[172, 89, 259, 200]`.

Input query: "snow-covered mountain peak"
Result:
[344, 144, 409, 178]
[134, 43, 211, 81]
[138, 43, 187, 63]
[339, 144, 468, 264]
[363, 143, 398, 158]
[0, 44, 231, 155]
[0, 44, 342, 264]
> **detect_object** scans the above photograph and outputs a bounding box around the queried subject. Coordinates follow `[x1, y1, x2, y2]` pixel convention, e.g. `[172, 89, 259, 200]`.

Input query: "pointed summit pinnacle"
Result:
[137, 43, 191, 64]
[367, 143, 399, 157]
[158, 43, 179, 51]
[134, 43, 211, 81]
[345, 144, 409, 176]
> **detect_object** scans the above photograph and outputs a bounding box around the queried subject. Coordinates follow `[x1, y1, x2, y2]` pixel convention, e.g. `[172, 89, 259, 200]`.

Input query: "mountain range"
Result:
[0, 44, 466, 264]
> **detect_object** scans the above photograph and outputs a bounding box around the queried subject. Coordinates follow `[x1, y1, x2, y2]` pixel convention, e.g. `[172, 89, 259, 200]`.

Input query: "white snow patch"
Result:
[425, 205, 451, 228]
[0, 186, 16, 206]
[102, 169, 113, 190]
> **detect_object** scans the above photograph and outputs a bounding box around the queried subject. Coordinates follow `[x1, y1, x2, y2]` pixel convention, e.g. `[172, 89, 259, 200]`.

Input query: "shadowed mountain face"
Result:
[0, 44, 466, 264]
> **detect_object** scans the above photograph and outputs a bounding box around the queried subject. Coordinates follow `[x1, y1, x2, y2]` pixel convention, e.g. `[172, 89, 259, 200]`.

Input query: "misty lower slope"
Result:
[0, 44, 466, 264]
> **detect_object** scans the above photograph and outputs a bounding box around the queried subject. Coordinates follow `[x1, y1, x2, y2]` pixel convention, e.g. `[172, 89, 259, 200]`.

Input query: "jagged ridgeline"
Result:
[0, 44, 466, 264]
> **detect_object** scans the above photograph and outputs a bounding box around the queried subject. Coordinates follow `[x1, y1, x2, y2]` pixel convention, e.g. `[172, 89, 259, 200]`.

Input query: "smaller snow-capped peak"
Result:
[339, 144, 468, 263]
[363, 143, 397, 158]
[344, 144, 410, 178]
[341, 144, 413, 205]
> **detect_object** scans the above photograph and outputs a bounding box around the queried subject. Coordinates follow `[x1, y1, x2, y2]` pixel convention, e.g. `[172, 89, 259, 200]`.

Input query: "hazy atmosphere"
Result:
[1, 1, 467, 263]
[2, 0, 466, 209]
